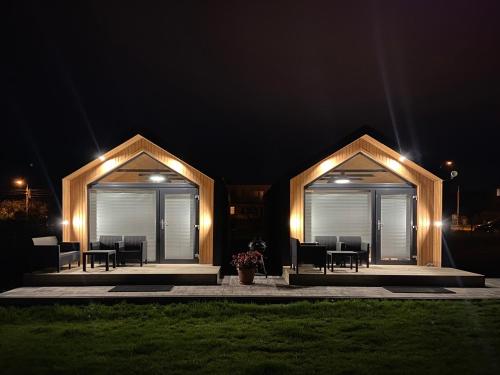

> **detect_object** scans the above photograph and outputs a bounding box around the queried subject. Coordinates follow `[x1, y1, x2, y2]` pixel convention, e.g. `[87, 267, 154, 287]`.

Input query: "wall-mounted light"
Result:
[61, 220, 69, 226]
[434, 221, 443, 228]
[334, 179, 351, 184]
[72, 217, 82, 228]
[230, 206, 236, 215]
[168, 159, 184, 174]
[319, 159, 334, 173]
[98, 155, 106, 161]
[399, 155, 407, 162]
[290, 215, 300, 232]
[149, 174, 166, 183]
[388, 159, 402, 171]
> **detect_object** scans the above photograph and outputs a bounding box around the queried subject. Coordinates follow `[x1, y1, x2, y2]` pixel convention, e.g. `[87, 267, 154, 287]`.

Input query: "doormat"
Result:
[109, 285, 173, 292]
[384, 286, 455, 294]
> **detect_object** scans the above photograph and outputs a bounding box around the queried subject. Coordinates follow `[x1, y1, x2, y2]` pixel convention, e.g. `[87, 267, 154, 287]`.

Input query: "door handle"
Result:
[377, 220, 383, 231]
[194, 224, 200, 230]
[161, 219, 167, 230]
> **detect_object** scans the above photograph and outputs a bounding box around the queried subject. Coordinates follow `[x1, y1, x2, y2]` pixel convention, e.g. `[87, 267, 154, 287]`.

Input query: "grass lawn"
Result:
[1, 300, 500, 374]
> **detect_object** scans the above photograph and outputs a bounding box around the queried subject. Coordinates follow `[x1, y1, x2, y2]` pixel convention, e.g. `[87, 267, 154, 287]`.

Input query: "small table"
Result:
[83, 250, 116, 271]
[327, 251, 359, 272]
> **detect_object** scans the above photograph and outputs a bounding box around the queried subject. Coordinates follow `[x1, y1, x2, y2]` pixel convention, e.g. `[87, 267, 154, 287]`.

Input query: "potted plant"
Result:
[231, 250, 262, 285]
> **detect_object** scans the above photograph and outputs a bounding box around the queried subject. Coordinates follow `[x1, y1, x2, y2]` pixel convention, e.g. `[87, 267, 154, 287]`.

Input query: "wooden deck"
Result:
[283, 265, 485, 287]
[24, 264, 221, 286]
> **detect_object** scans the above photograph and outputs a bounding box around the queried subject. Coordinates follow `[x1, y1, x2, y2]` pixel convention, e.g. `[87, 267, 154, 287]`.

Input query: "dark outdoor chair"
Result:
[121, 236, 147, 266]
[90, 235, 124, 265]
[90, 235, 123, 251]
[314, 236, 339, 250]
[31, 236, 80, 272]
[338, 236, 370, 267]
[290, 237, 327, 275]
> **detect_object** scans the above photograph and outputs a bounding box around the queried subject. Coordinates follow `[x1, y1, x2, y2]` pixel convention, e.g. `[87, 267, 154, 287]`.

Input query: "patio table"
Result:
[327, 250, 359, 272]
[82, 250, 116, 272]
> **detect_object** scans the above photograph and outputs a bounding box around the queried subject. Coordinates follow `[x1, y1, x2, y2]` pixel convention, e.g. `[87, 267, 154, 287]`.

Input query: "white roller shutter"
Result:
[380, 194, 411, 260]
[89, 189, 157, 262]
[164, 193, 195, 260]
[305, 191, 372, 245]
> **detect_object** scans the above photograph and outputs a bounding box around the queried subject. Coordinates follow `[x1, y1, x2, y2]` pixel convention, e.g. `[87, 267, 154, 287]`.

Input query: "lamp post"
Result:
[440, 161, 460, 224]
[14, 178, 31, 214]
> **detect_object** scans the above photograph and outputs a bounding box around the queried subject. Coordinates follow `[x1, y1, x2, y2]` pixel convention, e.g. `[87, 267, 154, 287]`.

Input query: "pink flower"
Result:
[231, 250, 263, 269]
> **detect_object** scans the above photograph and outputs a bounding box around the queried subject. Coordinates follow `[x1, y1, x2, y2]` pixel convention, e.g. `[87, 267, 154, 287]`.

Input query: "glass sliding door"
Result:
[159, 189, 198, 262]
[89, 189, 157, 262]
[376, 191, 416, 263]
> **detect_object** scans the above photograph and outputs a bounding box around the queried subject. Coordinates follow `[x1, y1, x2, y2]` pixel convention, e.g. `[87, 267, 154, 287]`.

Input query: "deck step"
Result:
[24, 266, 221, 286]
[283, 266, 485, 287]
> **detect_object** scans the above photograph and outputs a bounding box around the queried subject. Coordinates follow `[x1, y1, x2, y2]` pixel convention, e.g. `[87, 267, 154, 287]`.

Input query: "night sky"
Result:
[3, 1, 500, 209]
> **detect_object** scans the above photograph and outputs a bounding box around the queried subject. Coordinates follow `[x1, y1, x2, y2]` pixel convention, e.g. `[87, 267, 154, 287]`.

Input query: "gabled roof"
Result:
[292, 134, 441, 185]
[63, 134, 213, 182]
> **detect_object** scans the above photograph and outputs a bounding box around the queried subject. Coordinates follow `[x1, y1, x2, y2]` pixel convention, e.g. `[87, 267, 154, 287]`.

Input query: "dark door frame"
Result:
[374, 188, 417, 265]
[87, 185, 199, 264]
[158, 187, 199, 264]
[303, 186, 417, 265]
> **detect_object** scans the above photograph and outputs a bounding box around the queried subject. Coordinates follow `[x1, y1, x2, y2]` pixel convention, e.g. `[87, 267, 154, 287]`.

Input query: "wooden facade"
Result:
[290, 134, 443, 266]
[62, 135, 214, 264]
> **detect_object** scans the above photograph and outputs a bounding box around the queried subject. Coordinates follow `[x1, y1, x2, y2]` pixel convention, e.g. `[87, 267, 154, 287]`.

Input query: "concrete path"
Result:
[1, 277, 500, 304]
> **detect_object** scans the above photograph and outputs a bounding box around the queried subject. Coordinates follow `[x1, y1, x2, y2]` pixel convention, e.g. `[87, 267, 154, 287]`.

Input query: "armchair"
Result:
[121, 236, 147, 266]
[31, 236, 80, 272]
[338, 236, 370, 267]
[290, 237, 327, 275]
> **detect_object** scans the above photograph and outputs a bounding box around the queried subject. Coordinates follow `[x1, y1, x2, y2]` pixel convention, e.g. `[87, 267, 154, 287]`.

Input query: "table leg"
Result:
[356, 255, 359, 272]
[91, 255, 94, 269]
[350, 256, 353, 269]
[105, 255, 109, 271]
[83, 253, 87, 272]
[113, 253, 116, 268]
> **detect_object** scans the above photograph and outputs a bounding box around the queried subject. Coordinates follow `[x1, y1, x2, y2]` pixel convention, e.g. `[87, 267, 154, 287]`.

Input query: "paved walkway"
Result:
[2, 277, 500, 304]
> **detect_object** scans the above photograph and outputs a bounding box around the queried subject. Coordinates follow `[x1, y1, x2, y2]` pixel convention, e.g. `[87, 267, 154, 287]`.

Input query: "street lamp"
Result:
[14, 179, 25, 187]
[13, 178, 31, 214]
[440, 161, 460, 225]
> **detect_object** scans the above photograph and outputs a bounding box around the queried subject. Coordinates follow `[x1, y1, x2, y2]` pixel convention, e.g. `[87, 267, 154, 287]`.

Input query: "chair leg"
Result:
[69, 263, 71, 269]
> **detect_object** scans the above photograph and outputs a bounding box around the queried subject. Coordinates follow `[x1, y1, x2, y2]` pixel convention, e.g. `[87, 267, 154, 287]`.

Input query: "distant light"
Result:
[149, 174, 166, 183]
[445, 161, 453, 166]
[434, 221, 443, 228]
[14, 179, 25, 186]
[230, 206, 236, 215]
[335, 179, 351, 184]
[61, 220, 69, 226]
[399, 155, 407, 162]
[497, 188, 500, 197]
[98, 155, 106, 161]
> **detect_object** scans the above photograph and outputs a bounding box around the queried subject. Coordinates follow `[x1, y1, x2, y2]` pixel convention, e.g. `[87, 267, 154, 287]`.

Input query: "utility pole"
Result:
[25, 184, 31, 214]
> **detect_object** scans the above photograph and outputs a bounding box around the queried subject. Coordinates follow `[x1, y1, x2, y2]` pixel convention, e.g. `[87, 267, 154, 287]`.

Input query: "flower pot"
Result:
[237, 267, 256, 285]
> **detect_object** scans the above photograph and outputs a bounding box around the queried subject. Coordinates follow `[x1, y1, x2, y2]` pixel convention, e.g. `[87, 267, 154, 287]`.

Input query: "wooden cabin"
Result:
[62, 135, 215, 265]
[290, 134, 443, 267]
